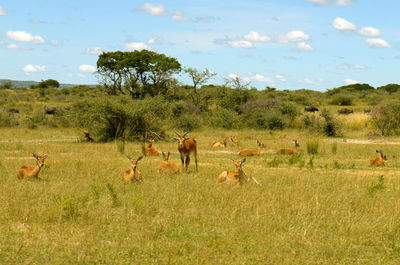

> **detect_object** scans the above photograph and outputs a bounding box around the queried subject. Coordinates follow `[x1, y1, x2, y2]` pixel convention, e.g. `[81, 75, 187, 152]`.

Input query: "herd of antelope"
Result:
[17, 131, 389, 185]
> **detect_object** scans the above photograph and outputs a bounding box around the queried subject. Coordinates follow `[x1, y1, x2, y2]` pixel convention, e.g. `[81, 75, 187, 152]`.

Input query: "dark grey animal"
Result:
[338, 108, 354, 115]
[364, 109, 371, 114]
[304, 106, 319, 112]
[4, 108, 19, 114]
[45, 107, 57, 115]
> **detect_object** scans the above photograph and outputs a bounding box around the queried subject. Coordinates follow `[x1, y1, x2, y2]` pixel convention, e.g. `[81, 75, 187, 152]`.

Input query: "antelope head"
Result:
[33, 153, 48, 168]
[377, 150, 387, 160]
[174, 131, 190, 148]
[294, 140, 300, 147]
[162, 152, 170, 161]
[126, 155, 143, 172]
[231, 158, 246, 173]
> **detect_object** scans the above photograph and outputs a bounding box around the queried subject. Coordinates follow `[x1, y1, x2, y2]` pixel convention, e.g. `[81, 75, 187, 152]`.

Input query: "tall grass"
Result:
[1, 128, 400, 264]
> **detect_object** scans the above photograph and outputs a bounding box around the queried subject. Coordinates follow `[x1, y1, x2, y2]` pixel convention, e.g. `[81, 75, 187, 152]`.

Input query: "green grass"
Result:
[1, 127, 400, 264]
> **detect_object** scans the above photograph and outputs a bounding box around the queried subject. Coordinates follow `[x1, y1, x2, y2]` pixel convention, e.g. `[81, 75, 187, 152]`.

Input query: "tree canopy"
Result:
[96, 50, 181, 99]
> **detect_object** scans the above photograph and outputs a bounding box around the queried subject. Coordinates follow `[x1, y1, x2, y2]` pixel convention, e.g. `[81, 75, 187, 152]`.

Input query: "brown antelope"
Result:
[277, 140, 300, 155]
[370, 150, 387, 166]
[217, 158, 261, 185]
[157, 152, 180, 174]
[238, 140, 264, 156]
[174, 131, 198, 172]
[145, 139, 159, 156]
[17, 153, 48, 180]
[212, 137, 227, 148]
[122, 156, 143, 183]
[230, 136, 242, 147]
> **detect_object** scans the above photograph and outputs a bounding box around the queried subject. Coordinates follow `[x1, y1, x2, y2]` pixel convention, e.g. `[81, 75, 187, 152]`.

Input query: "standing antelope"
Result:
[157, 152, 180, 174]
[174, 131, 198, 172]
[277, 140, 300, 155]
[17, 153, 48, 180]
[122, 156, 143, 183]
[145, 139, 159, 156]
[370, 150, 387, 166]
[230, 136, 242, 147]
[217, 158, 261, 185]
[238, 140, 264, 156]
[212, 137, 227, 148]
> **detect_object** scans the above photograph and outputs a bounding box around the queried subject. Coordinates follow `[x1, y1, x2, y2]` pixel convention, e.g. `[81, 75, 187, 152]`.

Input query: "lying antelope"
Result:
[122, 156, 143, 183]
[145, 139, 159, 156]
[17, 153, 48, 180]
[230, 136, 242, 147]
[157, 152, 180, 174]
[277, 140, 300, 155]
[174, 131, 198, 172]
[239, 140, 264, 156]
[212, 137, 227, 148]
[370, 150, 387, 167]
[217, 158, 261, 185]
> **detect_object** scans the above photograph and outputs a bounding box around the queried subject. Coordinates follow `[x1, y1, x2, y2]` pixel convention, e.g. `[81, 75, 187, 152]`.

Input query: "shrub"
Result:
[321, 109, 341, 137]
[302, 113, 324, 133]
[330, 94, 353, 106]
[371, 101, 400, 136]
[243, 110, 285, 130]
[0, 110, 19, 127]
[307, 140, 319, 154]
[208, 107, 239, 129]
[71, 96, 169, 142]
[279, 101, 300, 126]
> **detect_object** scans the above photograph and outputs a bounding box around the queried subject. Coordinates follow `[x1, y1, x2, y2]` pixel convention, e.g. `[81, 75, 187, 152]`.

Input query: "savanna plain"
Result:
[2, 127, 400, 264]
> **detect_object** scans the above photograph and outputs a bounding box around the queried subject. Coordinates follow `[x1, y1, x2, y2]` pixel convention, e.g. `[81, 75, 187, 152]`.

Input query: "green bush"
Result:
[330, 94, 353, 106]
[71, 96, 169, 142]
[0, 110, 19, 127]
[174, 112, 202, 131]
[208, 107, 239, 129]
[371, 101, 400, 136]
[243, 110, 285, 130]
[307, 140, 319, 154]
[321, 109, 341, 137]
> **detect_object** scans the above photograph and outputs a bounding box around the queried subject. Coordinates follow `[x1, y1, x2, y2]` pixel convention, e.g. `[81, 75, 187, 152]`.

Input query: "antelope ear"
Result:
[231, 159, 236, 164]
[43, 154, 48, 160]
[168, 152, 170, 157]
[241, 158, 246, 164]
[173, 137, 180, 141]
[184, 137, 190, 141]
[33, 153, 39, 159]
[137, 156, 143, 162]
[126, 155, 133, 162]
[162, 152, 165, 157]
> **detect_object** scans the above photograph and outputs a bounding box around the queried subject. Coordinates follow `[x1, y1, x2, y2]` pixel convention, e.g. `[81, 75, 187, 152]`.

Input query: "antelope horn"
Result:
[251, 177, 262, 186]
[174, 131, 181, 137]
[182, 130, 190, 137]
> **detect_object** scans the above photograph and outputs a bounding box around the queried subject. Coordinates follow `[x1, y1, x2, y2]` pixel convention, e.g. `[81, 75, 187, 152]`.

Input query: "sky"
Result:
[0, 0, 399, 91]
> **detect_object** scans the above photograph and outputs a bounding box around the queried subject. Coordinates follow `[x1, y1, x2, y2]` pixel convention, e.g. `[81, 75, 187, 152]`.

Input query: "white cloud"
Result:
[5, 44, 31, 50]
[301, 78, 324, 85]
[275, 75, 286, 82]
[366, 38, 391, 48]
[85, 47, 102, 55]
[78, 64, 96, 73]
[344, 78, 358, 85]
[297, 42, 314, 51]
[229, 40, 253, 49]
[51, 40, 59, 46]
[7, 30, 45, 44]
[278, 30, 310, 43]
[125, 42, 152, 51]
[0, 5, 7, 16]
[358, 27, 381, 37]
[172, 10, 190, 22]
[23, 64, 46, 73]
[332, 17, 357, 31]
[77, 73, 86, 78]
[244, 74, 273, 83]
[243, 31, 271, 42]
[135, 3, 168, 16]
[337, 64, 365, 70]
[306, 0, 354, 6]
[147, 37, 163, 45]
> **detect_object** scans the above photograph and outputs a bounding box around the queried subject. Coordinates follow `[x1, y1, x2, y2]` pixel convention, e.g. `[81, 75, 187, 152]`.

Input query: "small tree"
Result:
[184, 67, 216, 110]
[224, 75, 250, 90]
[371, 101, 400, 136]
[37, 79, 60, 88]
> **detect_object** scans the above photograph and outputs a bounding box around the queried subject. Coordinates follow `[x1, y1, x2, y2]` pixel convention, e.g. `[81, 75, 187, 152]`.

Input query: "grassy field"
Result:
[1, 127, 400, 264]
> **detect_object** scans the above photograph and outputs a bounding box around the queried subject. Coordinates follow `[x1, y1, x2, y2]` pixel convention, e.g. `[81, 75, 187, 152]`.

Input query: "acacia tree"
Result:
[184, 67, 216, 110]
[97, 50, 181, 99]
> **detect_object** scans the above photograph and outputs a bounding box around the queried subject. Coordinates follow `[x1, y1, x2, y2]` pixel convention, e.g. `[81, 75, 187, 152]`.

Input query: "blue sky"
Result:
[0, 0, 399, 91]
